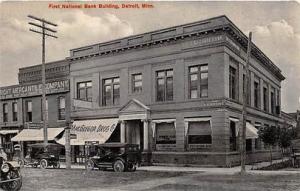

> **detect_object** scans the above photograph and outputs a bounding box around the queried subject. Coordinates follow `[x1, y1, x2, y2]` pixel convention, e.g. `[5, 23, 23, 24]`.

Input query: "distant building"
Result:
[0, 60, 70, 158]
[65, 15, 285, 166]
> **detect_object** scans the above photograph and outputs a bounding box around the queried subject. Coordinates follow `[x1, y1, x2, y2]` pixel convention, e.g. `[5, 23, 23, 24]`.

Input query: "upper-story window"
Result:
[156, 69, 173, 102]
[270, 87, 275, 114]
[229, 66, 238, 100]
[58, 97, 66, 120]
[3, 103, 8, 122]
[102, 77, 120, 106]
[254, 77, 260, 109]
[132, 73, 142, 93]
[12, 102, 18, 121]
[189, 65, 208, 99]
[41, 98, 48, 121]
[25, 100, 32, 122]
[77, 81, 92, 102]
[263, 84, 269, 112]
[243, 74, 251, 105]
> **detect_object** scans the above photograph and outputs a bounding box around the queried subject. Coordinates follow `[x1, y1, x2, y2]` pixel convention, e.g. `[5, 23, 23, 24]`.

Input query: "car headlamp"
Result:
[50, 155, 55, 157]
[1, 163, 10, 173]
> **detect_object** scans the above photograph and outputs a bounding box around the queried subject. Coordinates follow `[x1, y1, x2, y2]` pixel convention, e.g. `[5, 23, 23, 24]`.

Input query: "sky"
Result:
[0, 1, 299, 112]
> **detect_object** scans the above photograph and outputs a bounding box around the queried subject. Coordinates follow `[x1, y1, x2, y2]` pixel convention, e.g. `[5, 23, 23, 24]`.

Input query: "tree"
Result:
[278, 127, 294, 160]
[258, 125, 278, 165]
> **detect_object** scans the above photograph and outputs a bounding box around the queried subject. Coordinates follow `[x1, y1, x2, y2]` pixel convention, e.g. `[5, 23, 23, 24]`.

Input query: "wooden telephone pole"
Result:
[240, 32, 252, 174]
[28, 15, 57, 146]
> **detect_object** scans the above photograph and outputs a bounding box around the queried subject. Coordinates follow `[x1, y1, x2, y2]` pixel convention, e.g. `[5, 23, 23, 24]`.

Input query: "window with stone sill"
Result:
[132, 73, 142, 94]
[102, 77, 120, 106]
[188, 64, 208, 99]
[156, 69, 173, 102]
[77, 81, 92, 102]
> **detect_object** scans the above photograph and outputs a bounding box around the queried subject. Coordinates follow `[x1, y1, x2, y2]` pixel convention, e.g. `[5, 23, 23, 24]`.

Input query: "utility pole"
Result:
[241, 32, 252, 174]
[28, 15, 57, 147]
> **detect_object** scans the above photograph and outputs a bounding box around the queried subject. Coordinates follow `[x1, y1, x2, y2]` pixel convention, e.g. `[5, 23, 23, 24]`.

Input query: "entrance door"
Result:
[126, 120, 143, 150]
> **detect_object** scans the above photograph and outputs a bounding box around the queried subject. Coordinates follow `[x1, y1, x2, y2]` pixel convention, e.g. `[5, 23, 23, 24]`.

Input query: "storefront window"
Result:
[156, 122, 176, 144]
[156, 69, 173, 102]
[102, 77, 120, 106]
[77, 81, 92, 102]
[187, 121, 212, 144]
[3, 103, 8, 122]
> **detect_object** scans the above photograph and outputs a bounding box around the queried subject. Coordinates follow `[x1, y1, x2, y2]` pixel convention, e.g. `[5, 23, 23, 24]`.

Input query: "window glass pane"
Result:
[190, 74, 198, 81]
[200, 65, 208, 71]
[188, 121, 212, 144]
[87, 87, 92, 101]
[156, 122, 176, 144]
[157, 71, 165, 77]
[27, 101, 32, 112]
[190, 90, 198, 99]
[113, 84, 120, 105]
[134, 81, 142, 87]
[86, 82, 92, 87]
[59, 97, 65, 109]
[3, 104, 8, 113]
[190, 66, 198, 73]
[200, 86, 208, 97]
[200, 72, 208, 80]
[13, 103, 18, 112]
[113, 78, 120, 83]
[104, 79, 112, 84]
[166, 70, 173, 76]
[78, 83, 85, 88]
[78, 89, 85, 100]
[133, 74, 142, 80]
[157, 79, 165, 101]
[166, 77, 173, 101]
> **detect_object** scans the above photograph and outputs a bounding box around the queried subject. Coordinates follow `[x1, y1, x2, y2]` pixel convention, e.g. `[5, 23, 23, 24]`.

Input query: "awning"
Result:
[57, 118, 119, 145]
[0, 130, 19, 135]
[230, 119, 258, 139]
[11, 128, 65, 142]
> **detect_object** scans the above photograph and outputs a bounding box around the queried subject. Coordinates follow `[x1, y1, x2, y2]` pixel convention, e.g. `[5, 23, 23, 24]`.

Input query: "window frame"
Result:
[229, 65, 239, 100]
[58, 96, 66, 120]
[253, 77, 260, 109]
[155, 69, 173, 102]
[132, 73, 143, 94]
[188, 64, 208, 99]
[25, 100, 32, 122]
[77, 81, 92, 102]
[102, 77, 120, 106]
[12, 102, 18, 122]
[3, 103, 8, 122]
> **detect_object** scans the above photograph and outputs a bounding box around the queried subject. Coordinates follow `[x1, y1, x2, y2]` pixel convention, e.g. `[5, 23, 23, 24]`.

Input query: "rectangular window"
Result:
[77, 81, 92, 102]
[189, 65, 208, 99]
[58, 97, 66, 120]
[3, 103, 8, 122]
[12, 102, 18, 121]
[263, 85, 268, 112]
[229, 66, 238, 100]
[271, 87, 275, 114]
[243, 74, 251, 105]
[132, 73, 142, 93]
[254, 80, 260, 108]
[41, 98, 48, 121]
[25, 101, 32, 122]
[102, 77, 120, 106]
[156, 69, 173, 102]
[187, 121, 212, 145]
[156, 122, 176, 144]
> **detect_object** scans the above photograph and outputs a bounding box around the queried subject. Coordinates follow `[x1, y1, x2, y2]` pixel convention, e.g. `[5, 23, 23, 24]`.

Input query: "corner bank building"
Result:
[67, 15, 285, 166]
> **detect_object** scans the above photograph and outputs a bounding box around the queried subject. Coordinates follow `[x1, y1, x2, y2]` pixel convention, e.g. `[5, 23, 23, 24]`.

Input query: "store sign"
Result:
[182, 35, 224, 50]
[26, 122, 43, 129]
[0, 79, 69, 99]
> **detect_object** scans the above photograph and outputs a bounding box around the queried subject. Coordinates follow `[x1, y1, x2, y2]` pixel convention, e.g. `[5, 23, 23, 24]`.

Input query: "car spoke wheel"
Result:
[127, 163, 137, 172]
[1, 170, 22, 191]
[53, 162, 60, 169]
[86, 160, 95, 171]
[113, 160, 125, 172]
[40, 159, 48, 169]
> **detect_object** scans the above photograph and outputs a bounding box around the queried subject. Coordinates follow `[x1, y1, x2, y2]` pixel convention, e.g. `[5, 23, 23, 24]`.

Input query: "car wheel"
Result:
[86, 160, 95, 171]
[127, 163, 136, 172]
[53, 162, 60, 169]
[40, 159, 48, 169]
[113, 160, 125, 172]
[1, 169, 22, 191]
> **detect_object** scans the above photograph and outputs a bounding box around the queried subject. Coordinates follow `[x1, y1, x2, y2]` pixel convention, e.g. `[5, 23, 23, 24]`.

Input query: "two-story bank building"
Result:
[0, 60, 70, 158]
[63, 15, 285, 166]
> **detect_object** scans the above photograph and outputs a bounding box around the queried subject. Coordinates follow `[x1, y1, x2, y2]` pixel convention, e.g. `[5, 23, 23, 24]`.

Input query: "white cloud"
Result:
[253, 20, 300, 111]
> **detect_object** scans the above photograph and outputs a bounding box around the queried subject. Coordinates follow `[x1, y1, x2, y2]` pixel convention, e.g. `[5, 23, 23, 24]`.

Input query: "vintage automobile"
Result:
[19, 143, 62, 169]
[86, 143, 141, 172]
[0, 148, 22, 191]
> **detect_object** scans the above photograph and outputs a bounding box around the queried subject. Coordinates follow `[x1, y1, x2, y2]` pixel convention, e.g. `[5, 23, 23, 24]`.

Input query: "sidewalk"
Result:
[59, 158, 300, 175]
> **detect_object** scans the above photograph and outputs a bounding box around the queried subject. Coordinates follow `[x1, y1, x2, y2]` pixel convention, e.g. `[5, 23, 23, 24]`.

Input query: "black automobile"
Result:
[0, 148, 22, 191]
[86, 143, 141, 172]
[19, 143, 62, 169]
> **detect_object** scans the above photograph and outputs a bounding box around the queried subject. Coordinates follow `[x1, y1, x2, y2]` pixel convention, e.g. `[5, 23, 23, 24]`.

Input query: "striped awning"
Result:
[11, 128, 65, 142]
[57, 118, 119, 145]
